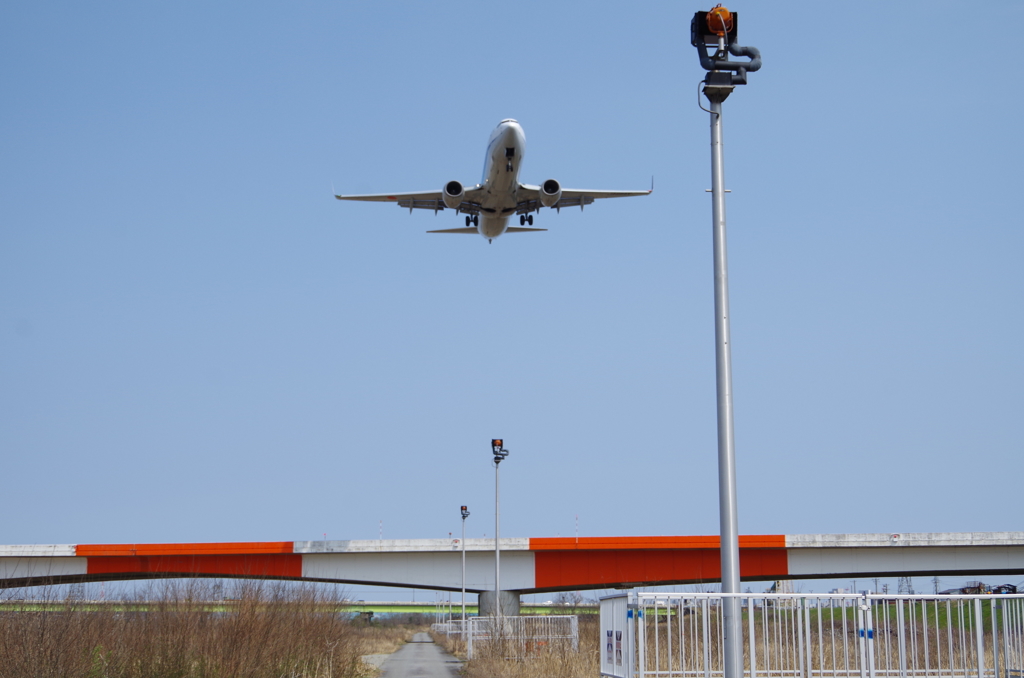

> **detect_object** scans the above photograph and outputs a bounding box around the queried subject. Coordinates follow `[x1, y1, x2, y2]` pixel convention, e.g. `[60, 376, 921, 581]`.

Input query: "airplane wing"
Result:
[426, 227, 479, 234]
[515, 183, 652, 214]
[335, 186, 485, 215]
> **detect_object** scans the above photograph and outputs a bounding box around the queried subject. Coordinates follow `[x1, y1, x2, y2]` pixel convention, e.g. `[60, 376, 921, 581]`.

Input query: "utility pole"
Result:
[691, 9, 761, 678]
[460, 505, 470, 625]
[491, 439, 508, 617]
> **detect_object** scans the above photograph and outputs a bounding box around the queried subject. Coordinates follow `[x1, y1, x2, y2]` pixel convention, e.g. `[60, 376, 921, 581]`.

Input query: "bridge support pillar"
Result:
[478, 590, 520, 616]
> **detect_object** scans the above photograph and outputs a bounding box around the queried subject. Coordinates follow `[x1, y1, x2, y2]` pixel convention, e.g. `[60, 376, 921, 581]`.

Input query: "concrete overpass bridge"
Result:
[3, 532, 1022, 612]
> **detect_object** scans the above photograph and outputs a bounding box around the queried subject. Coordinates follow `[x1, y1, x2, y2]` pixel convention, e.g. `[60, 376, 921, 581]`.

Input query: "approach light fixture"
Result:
[691, 4, 760, 95]
[461, 505, 470, 519]
[491, 439, 508, 463]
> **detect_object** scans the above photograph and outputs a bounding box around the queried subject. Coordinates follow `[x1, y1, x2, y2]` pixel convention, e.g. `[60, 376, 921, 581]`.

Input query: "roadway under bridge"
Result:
[2, 532, 1022, 593]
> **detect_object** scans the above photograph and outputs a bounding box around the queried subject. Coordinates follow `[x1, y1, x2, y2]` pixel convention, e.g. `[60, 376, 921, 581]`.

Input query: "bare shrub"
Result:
[0, 580, 421, 678]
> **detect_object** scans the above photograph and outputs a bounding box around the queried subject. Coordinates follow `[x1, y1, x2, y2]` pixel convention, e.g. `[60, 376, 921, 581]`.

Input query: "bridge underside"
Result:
[2, 533, 1022, 592]
[5, 566, 1024, 594]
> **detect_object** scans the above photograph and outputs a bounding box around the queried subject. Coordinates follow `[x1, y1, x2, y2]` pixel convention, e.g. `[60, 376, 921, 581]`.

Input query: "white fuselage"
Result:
[476, 120, 526, 239]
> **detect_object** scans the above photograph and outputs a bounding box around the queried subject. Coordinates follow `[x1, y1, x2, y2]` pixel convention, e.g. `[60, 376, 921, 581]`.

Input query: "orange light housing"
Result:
[706, 5, 733, 36]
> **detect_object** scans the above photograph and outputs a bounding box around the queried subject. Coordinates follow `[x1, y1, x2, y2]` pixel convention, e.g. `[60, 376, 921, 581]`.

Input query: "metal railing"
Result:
[600, 592, 1024, 678]
[432, 614, 579, 659]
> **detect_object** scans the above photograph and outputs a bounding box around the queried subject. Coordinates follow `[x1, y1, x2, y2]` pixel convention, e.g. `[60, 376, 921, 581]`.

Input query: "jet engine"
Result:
[539, 179, 561, 207]
[443, 180, 464, 210]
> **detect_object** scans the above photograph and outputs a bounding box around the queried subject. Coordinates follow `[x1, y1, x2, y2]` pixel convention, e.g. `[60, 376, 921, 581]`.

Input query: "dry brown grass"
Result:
[434, 615, 599, 678]
[0, 581, 423, 678]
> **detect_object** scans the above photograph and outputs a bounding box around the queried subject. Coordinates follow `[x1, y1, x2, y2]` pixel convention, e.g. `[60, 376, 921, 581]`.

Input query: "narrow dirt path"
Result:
[377, 632, 463, 678]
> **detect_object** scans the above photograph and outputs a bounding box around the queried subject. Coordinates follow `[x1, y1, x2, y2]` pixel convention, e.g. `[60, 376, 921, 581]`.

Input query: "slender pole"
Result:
[461, 516, 467, 622]
[494, 460, 501, 617]
[709, 95, 742, 678]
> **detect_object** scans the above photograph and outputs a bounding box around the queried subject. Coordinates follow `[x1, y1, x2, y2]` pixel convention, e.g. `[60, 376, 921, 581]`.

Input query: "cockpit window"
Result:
[500, 118, 518, 124]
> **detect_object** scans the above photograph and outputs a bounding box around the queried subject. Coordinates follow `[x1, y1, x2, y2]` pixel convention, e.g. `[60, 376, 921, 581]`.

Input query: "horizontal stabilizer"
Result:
[426, 227, 478, 234]
[504, 227, 548, 233]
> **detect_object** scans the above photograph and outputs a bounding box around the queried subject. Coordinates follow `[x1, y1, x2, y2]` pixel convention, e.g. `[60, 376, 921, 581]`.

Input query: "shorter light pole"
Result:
[460, 505, 470, 626]
[491, 439, 508, 616]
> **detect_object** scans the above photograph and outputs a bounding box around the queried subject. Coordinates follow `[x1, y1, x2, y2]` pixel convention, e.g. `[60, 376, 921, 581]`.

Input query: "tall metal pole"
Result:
[709, 94, 743, 678]
[692, 10, 760, 678]
[461, 505, 469, 625]
[494, 459, 501, 615]
[490, 440, 508, 618]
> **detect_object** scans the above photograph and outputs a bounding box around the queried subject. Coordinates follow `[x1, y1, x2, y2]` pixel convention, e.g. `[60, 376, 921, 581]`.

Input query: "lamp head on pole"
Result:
[691, 4, 761, 97]
[461, 505, 470, 520]
[491, 439, 508, 464]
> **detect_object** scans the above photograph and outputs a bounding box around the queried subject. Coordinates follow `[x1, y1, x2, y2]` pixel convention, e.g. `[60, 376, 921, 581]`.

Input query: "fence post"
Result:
[804, 597, 814, 678]
[897, 599, 907, 678]
[1001, 599, 1011, 678]
[862, 598, 877, 678]
[628, 602, 636, 678]
[976, 598, 985, 678]
[923, 599, 931, 676]
[638, 606, 647, 678]
[748, 596, 757, 678]
[992, 599, 1000, 678]
[857, 603, 866, 678]
[702, 598, 712, 678]
[797, 599, 806, 678]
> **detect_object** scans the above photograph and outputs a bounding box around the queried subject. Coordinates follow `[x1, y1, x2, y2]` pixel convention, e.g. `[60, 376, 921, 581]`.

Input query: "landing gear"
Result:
[519, 215, 525, 226]
[465, 216, 471, 226]
[520, 214, 534, 226]
[473, 215, 478, 226]
[527, 214, 533, 226]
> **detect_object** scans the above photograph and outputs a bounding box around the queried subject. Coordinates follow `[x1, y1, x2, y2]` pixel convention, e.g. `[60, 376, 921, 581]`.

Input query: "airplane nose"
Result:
[503, 122, 524, 145]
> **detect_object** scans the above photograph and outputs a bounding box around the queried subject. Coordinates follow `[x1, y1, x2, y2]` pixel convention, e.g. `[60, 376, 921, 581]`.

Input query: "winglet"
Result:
[650, 176, 655, 193]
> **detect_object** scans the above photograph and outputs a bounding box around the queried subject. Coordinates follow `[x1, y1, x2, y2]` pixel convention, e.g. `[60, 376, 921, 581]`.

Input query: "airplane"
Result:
[334, 119, 652, 243]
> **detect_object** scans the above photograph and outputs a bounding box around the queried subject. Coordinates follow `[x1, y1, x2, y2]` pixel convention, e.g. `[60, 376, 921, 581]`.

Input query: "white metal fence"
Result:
[432, 614, 579, 659]
[600, 592, 1024, 678]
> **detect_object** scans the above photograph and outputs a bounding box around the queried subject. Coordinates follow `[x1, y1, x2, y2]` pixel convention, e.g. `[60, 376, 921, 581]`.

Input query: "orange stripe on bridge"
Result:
[529, 535, 788, 590]
[77, 542, 295, 557]
[79, 542, 301, 579]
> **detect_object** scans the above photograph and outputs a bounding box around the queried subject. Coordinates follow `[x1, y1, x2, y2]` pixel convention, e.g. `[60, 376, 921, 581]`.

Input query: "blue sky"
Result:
[2, 0, 1022, 570]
